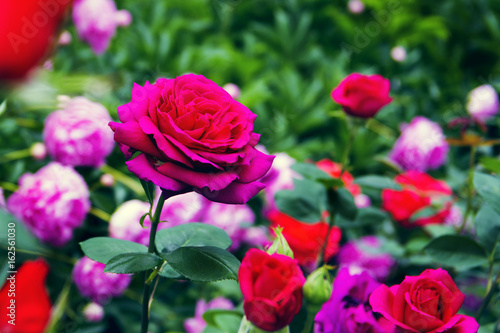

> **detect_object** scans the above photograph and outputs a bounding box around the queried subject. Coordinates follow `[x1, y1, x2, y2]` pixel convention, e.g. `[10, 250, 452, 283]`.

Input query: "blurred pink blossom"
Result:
[467, 84, 499, 123]
[83, 302, 104, 322]
[30, 142, 47, 161]
[43, 97, 114, 167]
[7, 162, 90, 247]
[223, 83, 241, 99]
[390, 46, 407, 62]
[348, 0, 364, 14]
[73, 0, 132, 54]
[184, 297, 234, 333]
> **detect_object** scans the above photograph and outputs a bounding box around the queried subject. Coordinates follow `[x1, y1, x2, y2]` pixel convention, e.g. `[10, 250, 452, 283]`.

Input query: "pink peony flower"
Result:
[73, 0, 132, 54]
[337, 236, 395, 281]
[109, 74, 274, 204]
[467, 84, 499, 123]
[184, 297, 234, 333]
[43, 97, 114, 168]
[73, 256, 131, 304]
[243, 226, 271, 248]
[7, 162, 90, 247]
[201, 201, 255, 250]
[389, 116, 449, 172]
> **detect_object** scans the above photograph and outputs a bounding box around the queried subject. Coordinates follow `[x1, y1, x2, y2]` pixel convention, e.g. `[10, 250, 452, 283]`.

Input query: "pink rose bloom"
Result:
[467, 84, 499, 123]
[43, 97, 114, 167]
[110, 192, 207, 246]
[73, 257, 131, 304]
[73, 0, 132, 54]
[110, 74, 274, 204]
[389, 116, 449, 172]
[202, 201, 255, 250]
[337, 236, 395, 281]
[331, 73, 392, 118]
[370, 268, 479, 333]
[184, 297, 234, 333]
[7, 163, 90, 247]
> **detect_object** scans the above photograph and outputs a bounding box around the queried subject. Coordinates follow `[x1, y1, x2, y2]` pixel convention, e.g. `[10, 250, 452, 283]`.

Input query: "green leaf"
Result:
[0, 100, 6, 118]
[474, 172, 500, 207]
[354, 175, 401, 190]
[140, 179, 156, 205]
[275, 178, 327, 223]
[80, 237, 148, 264]
[424, 235, 489, 270]
[104, 252, 162, 274]
[475, 203, 500, 259]
[139, 212, 149, 229]
[337, 207, 388, 227]
[159, 263, 182, 279]
[291, 162, 343, 188]
[161, 246, 240, 282]
[155, 223, 232, 254]
[479, 157, 500, 174]
[202, 309, 243, 329]
[330, 188, 357, 220]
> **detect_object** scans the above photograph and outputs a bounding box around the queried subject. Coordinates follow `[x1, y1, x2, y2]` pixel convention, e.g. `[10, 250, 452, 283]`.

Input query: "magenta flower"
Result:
[314, 268, 395, 333]
[73, 0, 132, 54]
[0, 188, 6, 212]
[202, 201, 255, 250]
[43, 97, 114, 168]
[7, 162, 90, 247]
[184, 297, 234, 333]
[389, 116, 449, 172]
[109, 74, 274, 204]
[467, 84, 499, 123]
[73, 256, 131, 304]
[337, 236, 395, 281]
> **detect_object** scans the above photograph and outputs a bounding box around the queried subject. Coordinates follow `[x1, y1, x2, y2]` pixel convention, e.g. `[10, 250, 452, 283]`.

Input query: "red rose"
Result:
[268, 210, 342, 268]
[0, 259, 52, 333]
[110, 74, 274, 204]
[369, 268, 479, 333]
[331, 73, 392, 118]
[382, 171, 453, 227]
[316, 159, 362, 197]
[0, 0, 71, 81]
[239, 248, 305, 331]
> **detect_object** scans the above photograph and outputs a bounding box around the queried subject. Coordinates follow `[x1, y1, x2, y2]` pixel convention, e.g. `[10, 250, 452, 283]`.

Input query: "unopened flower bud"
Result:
[83, 302, 104, 322]
[223, 83, 241, 100]
[267, 227, 294, 258]
[30, 142, 47, 160]
[100, 173, 115, 187]
[303, 266, 333, 306]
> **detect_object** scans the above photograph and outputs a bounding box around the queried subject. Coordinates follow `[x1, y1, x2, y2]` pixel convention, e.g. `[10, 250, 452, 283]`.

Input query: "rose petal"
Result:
[196, 181, 266, 204]
[238, 149, 275, 183]
[110, 121, 163, 160]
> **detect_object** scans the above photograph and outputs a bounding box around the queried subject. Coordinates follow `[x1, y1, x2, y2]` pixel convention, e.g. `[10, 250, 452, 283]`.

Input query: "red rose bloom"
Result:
[331, 73, 392, 118]
[239, 249, 305, 331]
[0, 0, 71, 81]
[382, 171, 453, 227]
[369, 268, 479, 333]
[0, 259, 52, 333]
[268, 210, 342, 268]
[110, 74, 274, 204]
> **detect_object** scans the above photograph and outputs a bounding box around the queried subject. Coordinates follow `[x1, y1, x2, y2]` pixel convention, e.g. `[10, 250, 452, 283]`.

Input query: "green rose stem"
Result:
[475, 266, 500, 321]
[459, 145, 477, 233]
[140, 194, 166, 333]
[0, 148, 31, 164]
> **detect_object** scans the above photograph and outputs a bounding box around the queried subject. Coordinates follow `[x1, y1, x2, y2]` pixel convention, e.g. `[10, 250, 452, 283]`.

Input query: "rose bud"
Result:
[369, 268, 479, 333]
[0, 0, 71, 82]
[7, 162, 90, 247]
[389, 116, 449, 172]
[239, 249, 305, 331]
[73, 0, 132, 54]
[44, 96, 114, 168]
[109, 74, 274, 204]
[303, 266, 333, 307]
[0, 259, 52, 333]
[331, 73, 392, 118]
[73, 256, 131, 304]
[267, 227, 294, 258]
[466, 84, 499, 124]
[83, 302, 104, 322]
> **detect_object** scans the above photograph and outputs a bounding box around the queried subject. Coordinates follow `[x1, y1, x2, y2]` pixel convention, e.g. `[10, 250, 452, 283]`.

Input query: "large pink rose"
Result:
[110, 74, 274, 204]
[369, 268, 479, 333]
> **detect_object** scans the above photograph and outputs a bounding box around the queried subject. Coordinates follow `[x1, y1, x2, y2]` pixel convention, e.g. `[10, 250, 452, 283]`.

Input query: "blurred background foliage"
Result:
[2, 0, 500, 332]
